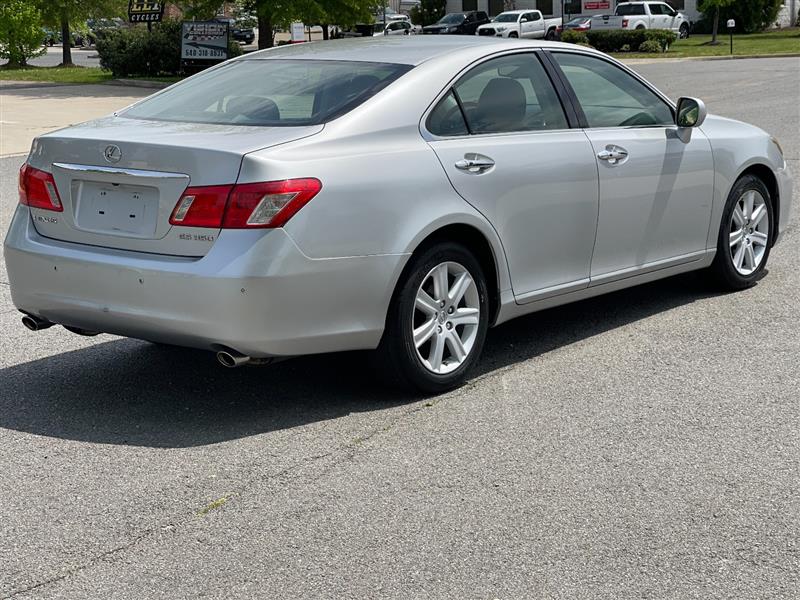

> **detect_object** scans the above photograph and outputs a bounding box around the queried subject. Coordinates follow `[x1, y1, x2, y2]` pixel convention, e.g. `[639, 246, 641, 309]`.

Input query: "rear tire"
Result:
[374, 242, 489, 394]
[709, 174, 774, 290]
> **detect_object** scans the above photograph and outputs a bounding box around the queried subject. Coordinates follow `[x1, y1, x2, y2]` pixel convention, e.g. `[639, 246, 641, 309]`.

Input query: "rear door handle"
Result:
[597, 145, 629, 165]
[455, 153, 495, 174]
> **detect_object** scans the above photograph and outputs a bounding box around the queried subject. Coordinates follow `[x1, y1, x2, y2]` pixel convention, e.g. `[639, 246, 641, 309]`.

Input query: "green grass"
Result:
[0, 65, 114, 84]
[0, 65, 183, 85]
[613, 27, 800, 59]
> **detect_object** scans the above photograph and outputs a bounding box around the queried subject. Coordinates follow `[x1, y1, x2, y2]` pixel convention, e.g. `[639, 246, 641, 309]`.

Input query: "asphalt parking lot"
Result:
[1, 57, 798, 599]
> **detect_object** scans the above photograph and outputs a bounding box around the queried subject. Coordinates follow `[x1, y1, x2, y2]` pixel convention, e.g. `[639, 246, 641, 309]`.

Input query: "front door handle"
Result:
[597, 145, 629, 165]
[455, 153, 495, 174]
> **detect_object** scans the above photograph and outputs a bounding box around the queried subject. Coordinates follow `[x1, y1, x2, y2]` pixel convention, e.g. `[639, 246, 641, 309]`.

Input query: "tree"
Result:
[698, 0, 735, 44]
[0, 0, 46, 68]
[36, 0, 126, 66]
[410, 0, 446, 27]
[698, 0, 784, 37]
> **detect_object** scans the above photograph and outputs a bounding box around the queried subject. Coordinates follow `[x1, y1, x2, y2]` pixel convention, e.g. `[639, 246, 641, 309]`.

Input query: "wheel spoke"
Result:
[750, 231, 768, 247]
[750, 203, 767, 228]
[450, 307, 479, 327]
[729, 229, 744, 248]
[448, 271, 472, 306]
[744, 191, 755, 220]
[732, 205, 745, 228]
[733, 244, 745, 270]
[432, 264, 449, 303]
[427, 331, 445, 371]
[415, 289, 438, 316]
[744, 244, 756, 271]
[413, 318, 437, 348]
[446, 331, 467, 363]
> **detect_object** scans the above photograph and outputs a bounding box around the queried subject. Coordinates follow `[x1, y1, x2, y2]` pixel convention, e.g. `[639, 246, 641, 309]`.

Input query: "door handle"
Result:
[455, 154, 495, 174]
[597, 145, 629, 165]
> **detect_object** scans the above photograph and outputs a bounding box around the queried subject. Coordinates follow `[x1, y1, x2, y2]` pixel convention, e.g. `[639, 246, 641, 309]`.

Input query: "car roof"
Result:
[498, 9, 537, 14]
[240, 37, 585, 67]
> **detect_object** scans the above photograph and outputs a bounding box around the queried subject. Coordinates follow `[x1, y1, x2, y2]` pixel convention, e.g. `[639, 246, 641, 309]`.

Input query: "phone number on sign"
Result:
[183, 48, 226, 58]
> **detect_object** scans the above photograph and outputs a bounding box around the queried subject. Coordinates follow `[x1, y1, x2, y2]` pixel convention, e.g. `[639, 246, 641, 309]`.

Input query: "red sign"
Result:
[584, 1, 611, 9]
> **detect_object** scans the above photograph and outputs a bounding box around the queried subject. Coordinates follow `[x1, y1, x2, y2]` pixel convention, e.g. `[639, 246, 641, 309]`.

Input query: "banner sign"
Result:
[128, 1, 165, 23]
[583, 1, 611, 9]
[291, 22, 305, 43]
[181, 21, 229, 60]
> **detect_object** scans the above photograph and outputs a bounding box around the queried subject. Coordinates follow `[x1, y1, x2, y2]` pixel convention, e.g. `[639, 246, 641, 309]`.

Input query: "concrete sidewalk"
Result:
[0, 83, 151, 157]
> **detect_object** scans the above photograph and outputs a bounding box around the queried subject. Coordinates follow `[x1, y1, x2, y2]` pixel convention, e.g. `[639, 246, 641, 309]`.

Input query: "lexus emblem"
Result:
[103, 144, 121, 163]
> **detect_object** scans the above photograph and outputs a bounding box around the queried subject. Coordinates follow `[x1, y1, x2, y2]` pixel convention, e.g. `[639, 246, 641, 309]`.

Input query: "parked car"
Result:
[6, 38, 792, 392]
[423, 11, 489, 35]
[476, 10, 560, 40]
[373, 20, 414, 36]
[556, 15, 592, 36]
[214, 17, 255, 44]
[591, 2, 690, 38]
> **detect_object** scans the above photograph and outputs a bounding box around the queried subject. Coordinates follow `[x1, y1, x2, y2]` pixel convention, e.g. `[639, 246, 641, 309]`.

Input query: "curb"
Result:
[106, 79, 172, 89]
[0, 80, 72, 90]
[621, 52, 800, 64]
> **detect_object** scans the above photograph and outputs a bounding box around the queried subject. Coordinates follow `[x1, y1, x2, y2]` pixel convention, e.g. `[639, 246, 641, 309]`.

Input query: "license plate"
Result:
[75, 181, 158, 237]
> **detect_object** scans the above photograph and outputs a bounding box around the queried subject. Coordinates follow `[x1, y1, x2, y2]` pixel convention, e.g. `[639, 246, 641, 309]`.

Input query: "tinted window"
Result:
[616, 4, 646, 15]
[439, 13, 466, 24]
[123, 59, 411, 126]
[453, 53, 567, 134]
[552, 52, 673, 128]
[527, 12, 541, 21]
[427, 91, 469, 137]
[648, 3, 669, 14]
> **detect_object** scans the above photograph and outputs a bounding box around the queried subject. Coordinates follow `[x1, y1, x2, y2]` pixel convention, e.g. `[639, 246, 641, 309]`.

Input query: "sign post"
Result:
[181, 21, 229, 74]
[727, 19, 735, 55]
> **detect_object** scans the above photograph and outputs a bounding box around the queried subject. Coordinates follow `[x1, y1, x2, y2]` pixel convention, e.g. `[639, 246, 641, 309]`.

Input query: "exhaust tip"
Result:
[22, 315, 53, 331]
[216, 350, 249, 368]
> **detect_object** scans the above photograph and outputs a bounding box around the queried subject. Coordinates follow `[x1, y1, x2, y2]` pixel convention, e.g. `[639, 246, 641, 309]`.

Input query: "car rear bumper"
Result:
[4, 207, 407, 357]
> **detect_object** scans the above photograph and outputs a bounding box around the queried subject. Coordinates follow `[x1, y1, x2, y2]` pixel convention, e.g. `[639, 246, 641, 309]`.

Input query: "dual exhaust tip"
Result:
[22, 315, 268, 369]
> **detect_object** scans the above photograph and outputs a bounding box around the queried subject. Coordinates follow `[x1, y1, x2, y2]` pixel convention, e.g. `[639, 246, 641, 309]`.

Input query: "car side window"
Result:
[528, 12, 541, 21]
[450, 53, 568, 135]
[552, 52, 674, 128]
[427, 91, 469, 136]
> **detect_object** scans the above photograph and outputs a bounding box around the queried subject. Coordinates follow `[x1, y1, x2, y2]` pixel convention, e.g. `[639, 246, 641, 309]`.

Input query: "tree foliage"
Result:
[0, 0, 46, 68]
[698, 0, 784, 35]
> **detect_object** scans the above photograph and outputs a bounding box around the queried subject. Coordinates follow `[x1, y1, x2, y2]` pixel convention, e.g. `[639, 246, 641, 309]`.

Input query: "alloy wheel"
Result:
[729, 189, 770, 275]
[412, 261, 480, 375]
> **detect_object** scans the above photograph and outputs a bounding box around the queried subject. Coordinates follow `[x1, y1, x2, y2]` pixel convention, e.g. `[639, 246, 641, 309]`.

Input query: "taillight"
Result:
[18, 164, 63, 212]
[622, 18, 629, 28]
[169, 185, 232, 227]
[169, 178, 322, 229]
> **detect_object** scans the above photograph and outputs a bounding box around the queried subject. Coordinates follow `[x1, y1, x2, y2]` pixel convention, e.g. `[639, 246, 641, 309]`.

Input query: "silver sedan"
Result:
[4, 37, 793, 393]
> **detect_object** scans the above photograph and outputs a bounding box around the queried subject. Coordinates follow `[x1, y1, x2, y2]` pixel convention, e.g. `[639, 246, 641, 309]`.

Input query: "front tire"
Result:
[709, 174, 774, 290]
[375, 242, 489, 394]
[679, 23, 690, 39]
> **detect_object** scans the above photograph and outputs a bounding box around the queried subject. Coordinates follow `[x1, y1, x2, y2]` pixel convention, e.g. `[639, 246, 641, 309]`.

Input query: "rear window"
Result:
[616, 4, 646, 15]
[122, 59, 412, 127]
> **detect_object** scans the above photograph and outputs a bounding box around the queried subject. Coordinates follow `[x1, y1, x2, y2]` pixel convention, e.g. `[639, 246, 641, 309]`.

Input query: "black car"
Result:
[214, 18, 255, 44]
[422, 11, 490, 35]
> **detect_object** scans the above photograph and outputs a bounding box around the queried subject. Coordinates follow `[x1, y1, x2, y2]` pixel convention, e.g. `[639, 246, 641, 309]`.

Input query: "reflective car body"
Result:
[4, 37, 793, 363]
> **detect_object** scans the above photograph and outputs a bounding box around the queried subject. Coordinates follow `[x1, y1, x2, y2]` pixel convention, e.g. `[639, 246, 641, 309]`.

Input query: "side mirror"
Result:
[676, 97, 707, 128]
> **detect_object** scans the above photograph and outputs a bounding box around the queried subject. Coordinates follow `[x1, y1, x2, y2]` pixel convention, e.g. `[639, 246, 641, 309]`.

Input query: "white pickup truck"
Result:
[591, 2, 690, 38]
[476, 10, 561, 40]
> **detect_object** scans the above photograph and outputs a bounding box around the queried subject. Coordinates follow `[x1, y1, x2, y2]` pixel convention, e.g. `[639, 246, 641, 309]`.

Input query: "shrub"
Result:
[97, 19, 242, 78]
[560, 29, 588, 45]
[0, 0, 46, 68]
[638, 39, 664, 53]
[585, 29, 677, 52]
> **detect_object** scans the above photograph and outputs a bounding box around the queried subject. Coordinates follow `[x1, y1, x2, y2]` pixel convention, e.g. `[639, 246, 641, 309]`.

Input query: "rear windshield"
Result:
[122, 59, 412, 127]
[616, 5, 646, 15]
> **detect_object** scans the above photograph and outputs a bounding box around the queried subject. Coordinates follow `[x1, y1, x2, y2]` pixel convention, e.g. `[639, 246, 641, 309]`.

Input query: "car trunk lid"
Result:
[27, 116, 323, 256]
